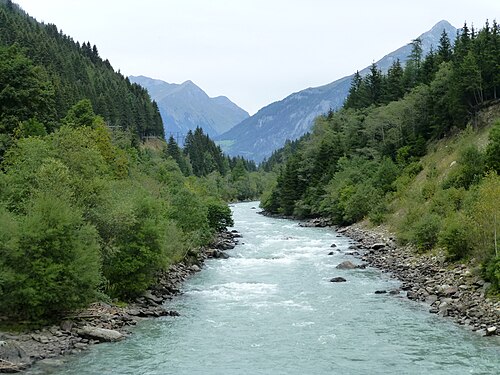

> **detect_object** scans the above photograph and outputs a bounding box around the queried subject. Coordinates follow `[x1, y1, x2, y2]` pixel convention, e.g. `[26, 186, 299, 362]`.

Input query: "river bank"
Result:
[336, 222, 500, 337]
[261, 212, 499, 336]
[0, 230, 240, 373]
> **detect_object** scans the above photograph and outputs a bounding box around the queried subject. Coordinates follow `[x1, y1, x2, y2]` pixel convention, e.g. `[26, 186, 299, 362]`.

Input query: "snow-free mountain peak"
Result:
[129, 76, 249, 139]
[216, 20, 458, 162]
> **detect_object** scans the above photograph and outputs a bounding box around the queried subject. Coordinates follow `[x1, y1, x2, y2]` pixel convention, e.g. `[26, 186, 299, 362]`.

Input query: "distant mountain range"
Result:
[129, 76, 249, 141]
[216, 20, 457, 162]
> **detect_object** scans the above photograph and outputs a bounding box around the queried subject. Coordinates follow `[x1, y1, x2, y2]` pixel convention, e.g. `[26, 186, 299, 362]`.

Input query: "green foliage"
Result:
[410, 212, 441, 252]
[63, 99, 100, 128]
[0, 97, 239, 319]
[100, 185, 181, 299]
[0, 195, 101, 321]
[207, 202, 234, 232]
[485, 120, 500, 173]
[183, 127, 227, 177]
[438, 213, 471, 260]
[442, 144, 485, 190]
[485, 256, 500, 290]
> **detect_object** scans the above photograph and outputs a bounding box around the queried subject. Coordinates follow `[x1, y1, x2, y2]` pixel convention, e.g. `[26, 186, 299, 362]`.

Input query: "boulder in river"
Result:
[336, 261, 357, 270]
[330, 277, 347, 283]
[77, 326, 124, 342]
[485, 326, 497, 336]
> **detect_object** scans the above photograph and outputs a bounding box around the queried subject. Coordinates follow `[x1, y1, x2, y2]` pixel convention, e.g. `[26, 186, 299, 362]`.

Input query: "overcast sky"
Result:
[15, 0, 499, 114]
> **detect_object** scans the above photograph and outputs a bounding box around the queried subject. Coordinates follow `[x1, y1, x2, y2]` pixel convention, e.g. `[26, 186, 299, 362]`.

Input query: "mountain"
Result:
[217, 20, 457, 162]
[129, 75, 249, 141]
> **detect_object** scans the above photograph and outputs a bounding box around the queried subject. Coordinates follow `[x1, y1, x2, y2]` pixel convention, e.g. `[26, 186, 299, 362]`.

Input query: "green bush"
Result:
[430, 187, 465, 216]
[485, 256, 500, 290]
[207, 202, 234, 232]
[438, 213, 471, 260]
[410, 212, 441, 251]
[0, 195, 101, 321]
[485, 120, 500, 173]
[442, 145, 485, 190]
[100, 186, 181, 299]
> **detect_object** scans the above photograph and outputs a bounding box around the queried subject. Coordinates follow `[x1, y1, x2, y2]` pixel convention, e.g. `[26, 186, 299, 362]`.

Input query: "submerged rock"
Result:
[336, 261, 357, 270]
[330, 277, 347, 283]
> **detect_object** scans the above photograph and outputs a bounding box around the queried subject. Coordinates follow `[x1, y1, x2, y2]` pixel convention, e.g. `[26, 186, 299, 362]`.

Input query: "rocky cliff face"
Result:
[217, 20, 457, 162]
[129, 76, 249, 142]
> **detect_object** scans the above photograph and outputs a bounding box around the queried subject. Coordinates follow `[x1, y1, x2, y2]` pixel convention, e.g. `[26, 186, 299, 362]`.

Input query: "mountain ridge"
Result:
[217, 20, 458, 162]
[129, 75, 249, 140]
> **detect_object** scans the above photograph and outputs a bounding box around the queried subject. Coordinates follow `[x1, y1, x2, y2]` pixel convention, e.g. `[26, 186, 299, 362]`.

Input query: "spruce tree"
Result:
[437, 29, 453, 62]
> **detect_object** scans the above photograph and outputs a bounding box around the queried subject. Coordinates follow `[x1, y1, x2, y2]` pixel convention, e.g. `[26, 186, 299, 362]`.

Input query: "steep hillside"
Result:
[0, 1, 164, 139]
[218, 20, 457, 162]
[130, 75, 249, 140]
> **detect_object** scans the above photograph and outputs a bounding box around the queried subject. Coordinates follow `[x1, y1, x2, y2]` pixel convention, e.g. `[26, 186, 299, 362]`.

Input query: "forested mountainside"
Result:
[130, 75, 249, 139]
[261, 21, 500, 289]
[0, 0, 164, 148]
[217, 20, 457, 162]
[0, 0, 272, 322]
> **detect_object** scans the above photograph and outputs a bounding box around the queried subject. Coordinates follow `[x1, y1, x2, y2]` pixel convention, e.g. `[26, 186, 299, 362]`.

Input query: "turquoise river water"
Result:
[29, 202, 499, 374]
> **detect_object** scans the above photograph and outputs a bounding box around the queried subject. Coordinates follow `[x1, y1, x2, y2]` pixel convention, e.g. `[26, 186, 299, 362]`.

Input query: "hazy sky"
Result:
[15, 0, 499, 114]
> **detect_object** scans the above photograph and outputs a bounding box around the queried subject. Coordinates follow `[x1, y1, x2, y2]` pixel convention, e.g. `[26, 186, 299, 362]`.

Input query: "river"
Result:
[29, 202, 500, 374]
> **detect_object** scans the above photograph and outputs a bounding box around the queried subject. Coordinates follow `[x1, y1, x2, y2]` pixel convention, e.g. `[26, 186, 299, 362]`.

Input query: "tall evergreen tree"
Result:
[437, 29, 453, 63]
[382, 59, 405, 102]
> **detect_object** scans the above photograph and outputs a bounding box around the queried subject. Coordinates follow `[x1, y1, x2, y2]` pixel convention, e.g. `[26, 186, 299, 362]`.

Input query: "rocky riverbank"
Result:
[337, 223, 499, 337]
[0, 230, 240, 373]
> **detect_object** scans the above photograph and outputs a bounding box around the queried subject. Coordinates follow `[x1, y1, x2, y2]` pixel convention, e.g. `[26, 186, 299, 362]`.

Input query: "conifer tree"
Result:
[437, 29, 453, 62]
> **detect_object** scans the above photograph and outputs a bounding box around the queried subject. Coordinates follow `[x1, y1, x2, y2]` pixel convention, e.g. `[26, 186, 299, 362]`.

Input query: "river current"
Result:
[30, 202, 499, 374]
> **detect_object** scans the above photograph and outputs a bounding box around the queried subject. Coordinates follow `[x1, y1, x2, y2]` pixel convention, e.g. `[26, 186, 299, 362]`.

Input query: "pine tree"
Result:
[366, 63, 382, 105]
[383, 59, 404, 102]
[437, 29, 453, 63]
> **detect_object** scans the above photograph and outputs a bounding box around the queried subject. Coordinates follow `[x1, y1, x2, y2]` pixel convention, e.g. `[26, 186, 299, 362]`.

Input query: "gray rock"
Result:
[443, 286, 458, 296]
[371, 243, 387, 250]
[327, 251, 334, 256]
[336, 261, 357, 270]
[425, 295, 438, 304]
[0, 341, 31, 368]
[77, 326, 123, 342]
[485, 326, 497, 336]
[190, 264, 202, 272]
[374, 290, 387, 294]
[407, 291, 419, 300]
[330, 244, 337, 248]
[143, 291, 163, 303]
[330, 277, 347, 283]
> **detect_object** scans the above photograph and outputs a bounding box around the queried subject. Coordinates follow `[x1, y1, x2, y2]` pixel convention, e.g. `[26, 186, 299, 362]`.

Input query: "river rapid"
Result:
[29, 202, 499, 374]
